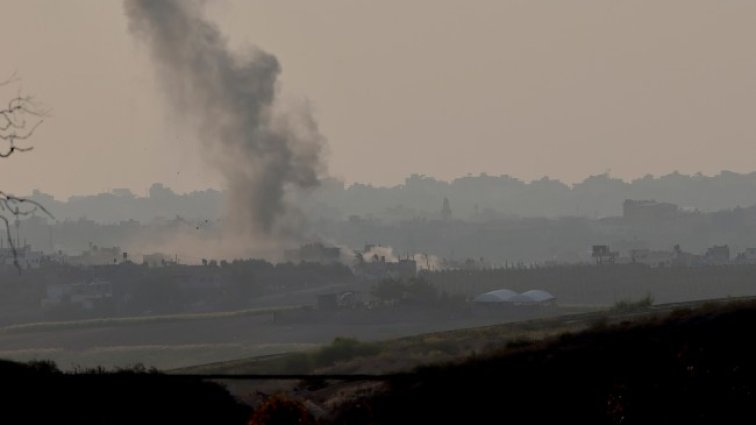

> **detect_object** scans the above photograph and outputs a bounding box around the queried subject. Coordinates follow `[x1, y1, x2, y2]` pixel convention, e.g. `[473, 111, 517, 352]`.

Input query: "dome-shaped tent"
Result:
[507, 293, 538, 305]
[473, 292, 503, 303]
[488, 289, 518, 301]
[521, 290, 556, 303]
[473, 289, 518, 303]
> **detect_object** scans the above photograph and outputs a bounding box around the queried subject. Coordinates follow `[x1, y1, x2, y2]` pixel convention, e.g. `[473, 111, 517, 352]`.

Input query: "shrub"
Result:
[315, 337, 381, 367]
[589, 316, 610, 330]
[249, 395, 315, 425]
[283, 353, 314, 374]
[613, 293, 654, 312]
[506, 338, 534, 349]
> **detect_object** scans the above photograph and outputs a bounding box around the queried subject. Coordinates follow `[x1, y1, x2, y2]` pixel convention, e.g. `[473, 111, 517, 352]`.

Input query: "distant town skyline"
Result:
[13, 168, 756, 199]
[3, 1, 756, 197]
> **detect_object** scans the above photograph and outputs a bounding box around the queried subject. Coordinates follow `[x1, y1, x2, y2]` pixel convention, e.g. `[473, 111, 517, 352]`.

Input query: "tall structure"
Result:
[441, 197, 452, 221]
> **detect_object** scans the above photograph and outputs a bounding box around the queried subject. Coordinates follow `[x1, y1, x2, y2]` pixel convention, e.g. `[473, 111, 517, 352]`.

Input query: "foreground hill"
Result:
[328, 300, 756, 424]
[0, 362, 249, 424]
[1, 299, 755, 423]
[169, 297, 756, 423]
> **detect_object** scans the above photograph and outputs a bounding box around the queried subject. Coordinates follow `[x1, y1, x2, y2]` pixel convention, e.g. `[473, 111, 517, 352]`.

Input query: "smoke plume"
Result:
[124, 0, 324, 244]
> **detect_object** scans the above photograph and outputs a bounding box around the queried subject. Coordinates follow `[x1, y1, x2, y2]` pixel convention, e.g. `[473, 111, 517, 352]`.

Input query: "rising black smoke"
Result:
[124, 0, 323, 241]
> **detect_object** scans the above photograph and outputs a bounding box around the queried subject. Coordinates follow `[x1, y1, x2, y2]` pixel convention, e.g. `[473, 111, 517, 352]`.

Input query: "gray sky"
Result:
[2, 1, 756, 198]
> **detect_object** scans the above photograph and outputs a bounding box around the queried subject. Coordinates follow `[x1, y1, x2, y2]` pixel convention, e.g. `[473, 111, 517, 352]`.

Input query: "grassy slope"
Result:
[172, 297, 756, 419]
[1, 299, 754, 424]
[174, 298, 733, 376]
[172, 313, 589, 375]
[328, 299, 756, 424]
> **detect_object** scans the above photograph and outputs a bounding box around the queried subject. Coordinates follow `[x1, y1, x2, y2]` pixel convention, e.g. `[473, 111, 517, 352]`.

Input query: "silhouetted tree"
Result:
[0, 73, 51, 268]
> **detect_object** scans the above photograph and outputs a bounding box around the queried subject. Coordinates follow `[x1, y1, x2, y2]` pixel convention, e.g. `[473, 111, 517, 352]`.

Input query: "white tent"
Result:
[521, 290, 556, 303]
[507, 294, 538, 305]
[473, 292, 504, 303]
[473, 289, 556, 305]
[487, 289, 518, 301]
[473, 289, 517, 303]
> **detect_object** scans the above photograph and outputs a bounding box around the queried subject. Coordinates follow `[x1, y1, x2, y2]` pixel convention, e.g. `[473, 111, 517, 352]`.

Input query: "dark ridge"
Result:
[0, 362, 250, 425]
[330, 301, 756, 424]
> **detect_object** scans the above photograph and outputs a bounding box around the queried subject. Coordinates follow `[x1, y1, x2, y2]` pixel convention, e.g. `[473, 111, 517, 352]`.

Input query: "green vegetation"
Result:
[283, 337, 382, 373]
[328, 300, 756, 424]
[177, 315, 588, 376]
[179, 296, 749, 378]
[505, 337, 535, 349]
[612, 293, 654, 312]
[6, 297, 756, 424]
[316, 337, 381, 366]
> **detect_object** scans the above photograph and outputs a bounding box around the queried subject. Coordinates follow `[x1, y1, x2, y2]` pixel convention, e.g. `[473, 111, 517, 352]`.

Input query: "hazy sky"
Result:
[2, 1, 756, 198]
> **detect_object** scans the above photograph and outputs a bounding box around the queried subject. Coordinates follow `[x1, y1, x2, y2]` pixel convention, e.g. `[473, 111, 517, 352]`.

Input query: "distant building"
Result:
[670, 244, 703, 267]
[0, 244, 44, 268]
[65, 243, 122, 266]
[284, 242, 341, 264]
[143, 253, 174, 268]
[704, 245, 730, 265]
[592, 245, 619, 264]
[630, 249, 675, 267]
[623, 199, 679, 221]
[735, 248, 756, 264]
[355, 253, 417, 281]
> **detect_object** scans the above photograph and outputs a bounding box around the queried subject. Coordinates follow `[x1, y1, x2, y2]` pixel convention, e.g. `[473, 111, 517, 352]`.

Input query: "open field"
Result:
[175, 296, 752, 376]
[0, 305, 303, 334]
[1, 296, 755, 425]
[167, 296, 756, 405]
[1, 290, 749, 374]
[0, 303, 593, 370]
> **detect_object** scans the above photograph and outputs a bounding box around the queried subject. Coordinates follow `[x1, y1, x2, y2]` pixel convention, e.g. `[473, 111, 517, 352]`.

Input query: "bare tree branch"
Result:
[0, 71, 18, 87]
[0, 92, 48, 159]
[0, 119, 42, 158]
[0, 191, 53, 218]
[0, 75, 51, 271]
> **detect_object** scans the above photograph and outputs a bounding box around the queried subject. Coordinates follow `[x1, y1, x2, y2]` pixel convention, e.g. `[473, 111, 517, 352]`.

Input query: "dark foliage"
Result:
[283, 337, 382, 374]
[248, 395, 315, 425]
[331, 301, 756, 424]
[0, 361, 250, 425]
